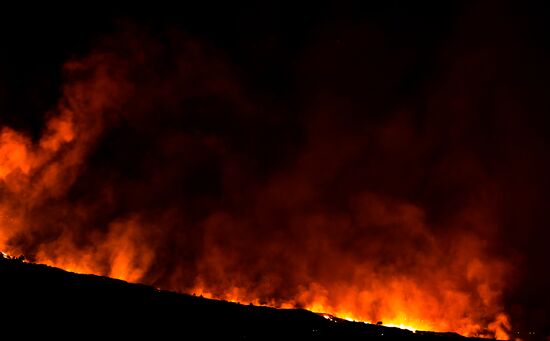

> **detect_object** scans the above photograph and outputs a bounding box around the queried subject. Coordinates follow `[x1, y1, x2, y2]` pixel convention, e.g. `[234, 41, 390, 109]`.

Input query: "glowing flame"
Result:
[318, 313, 418, 333]
[189, 282, 510, 338]
[384, 323, 417, 333]
[0, 28, 517, 341]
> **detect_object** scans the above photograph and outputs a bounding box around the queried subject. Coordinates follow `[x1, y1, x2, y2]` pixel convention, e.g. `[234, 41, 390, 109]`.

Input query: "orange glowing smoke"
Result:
[189, 195, 512, 338]
[0, 51, 130, 253]
[0, 30, 514, 340]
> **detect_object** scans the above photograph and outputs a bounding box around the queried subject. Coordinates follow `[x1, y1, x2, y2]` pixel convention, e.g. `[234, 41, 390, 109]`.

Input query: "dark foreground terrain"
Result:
[0, 255, 486, 340]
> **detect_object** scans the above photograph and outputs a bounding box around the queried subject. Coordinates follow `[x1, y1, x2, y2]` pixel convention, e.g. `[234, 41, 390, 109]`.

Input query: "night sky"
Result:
[1, 1, 549, 338]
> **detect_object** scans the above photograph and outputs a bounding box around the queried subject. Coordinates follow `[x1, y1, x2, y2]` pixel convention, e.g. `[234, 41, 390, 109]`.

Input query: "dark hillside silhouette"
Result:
[0, 254, 489, 340]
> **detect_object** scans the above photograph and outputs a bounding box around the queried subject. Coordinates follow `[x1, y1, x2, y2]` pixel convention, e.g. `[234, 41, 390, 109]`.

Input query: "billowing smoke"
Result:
[0, 4, 548, 338]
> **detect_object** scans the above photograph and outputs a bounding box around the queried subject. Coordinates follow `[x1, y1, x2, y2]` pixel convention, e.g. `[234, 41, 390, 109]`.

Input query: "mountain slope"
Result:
[0, 255, 484, 340]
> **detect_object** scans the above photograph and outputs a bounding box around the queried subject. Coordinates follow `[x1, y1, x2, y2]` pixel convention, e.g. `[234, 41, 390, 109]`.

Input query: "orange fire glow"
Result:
[0, 31, 514, 340]
[189, 275, 509, 338]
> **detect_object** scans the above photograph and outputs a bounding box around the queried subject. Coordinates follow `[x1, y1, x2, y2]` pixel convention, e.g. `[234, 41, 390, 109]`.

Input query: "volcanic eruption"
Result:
[1, 2, 550, 340]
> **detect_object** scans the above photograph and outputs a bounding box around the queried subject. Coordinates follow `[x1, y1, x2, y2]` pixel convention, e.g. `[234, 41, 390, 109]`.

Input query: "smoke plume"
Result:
[2, 5, 549, 337]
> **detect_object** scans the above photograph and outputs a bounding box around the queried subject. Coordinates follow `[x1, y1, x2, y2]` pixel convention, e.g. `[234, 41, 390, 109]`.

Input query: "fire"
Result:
[0, 28, 520, 341]
[384, 324, 417, 333]
[189, 278, 510, 338]
[320, 313, 336, 321]
[189, 278, 507, 338]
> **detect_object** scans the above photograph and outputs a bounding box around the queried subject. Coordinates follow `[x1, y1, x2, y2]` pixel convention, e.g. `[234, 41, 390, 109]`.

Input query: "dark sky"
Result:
[0, 2, 458, 132]
[1, 1, 549, 337]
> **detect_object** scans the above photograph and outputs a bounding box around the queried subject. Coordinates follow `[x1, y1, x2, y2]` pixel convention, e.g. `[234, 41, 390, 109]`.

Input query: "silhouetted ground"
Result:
[0, 255, 487, 340]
